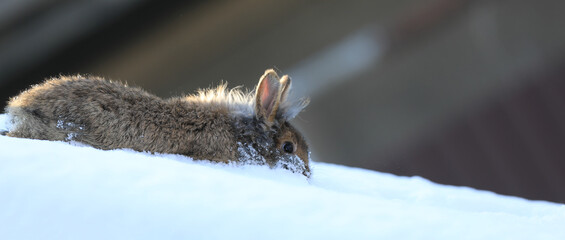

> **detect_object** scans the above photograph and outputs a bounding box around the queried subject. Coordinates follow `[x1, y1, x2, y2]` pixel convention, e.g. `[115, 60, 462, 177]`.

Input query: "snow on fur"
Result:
[0, 114, 563, 240]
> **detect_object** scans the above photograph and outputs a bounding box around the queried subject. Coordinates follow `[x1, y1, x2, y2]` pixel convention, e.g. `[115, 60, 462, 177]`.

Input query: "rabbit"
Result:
[4, 69, 311, 176]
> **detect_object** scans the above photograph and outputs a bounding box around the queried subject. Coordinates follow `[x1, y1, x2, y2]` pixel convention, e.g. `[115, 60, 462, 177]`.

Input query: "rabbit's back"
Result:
[6, 76, 238, 161]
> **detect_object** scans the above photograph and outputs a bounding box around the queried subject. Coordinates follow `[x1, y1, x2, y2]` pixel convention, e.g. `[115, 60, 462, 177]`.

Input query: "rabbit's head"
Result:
[235, 69, 311, 177]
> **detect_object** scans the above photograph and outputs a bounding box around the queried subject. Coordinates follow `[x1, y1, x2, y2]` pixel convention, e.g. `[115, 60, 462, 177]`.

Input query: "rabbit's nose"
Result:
[276, 154, 308, 176]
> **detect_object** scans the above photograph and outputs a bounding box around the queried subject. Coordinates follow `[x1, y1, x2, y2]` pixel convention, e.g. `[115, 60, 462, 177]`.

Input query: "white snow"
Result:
[0, 114, 564, 239]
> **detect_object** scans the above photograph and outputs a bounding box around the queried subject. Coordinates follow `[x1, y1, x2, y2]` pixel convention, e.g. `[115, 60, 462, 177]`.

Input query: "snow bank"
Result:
[0, 114, 564, 239]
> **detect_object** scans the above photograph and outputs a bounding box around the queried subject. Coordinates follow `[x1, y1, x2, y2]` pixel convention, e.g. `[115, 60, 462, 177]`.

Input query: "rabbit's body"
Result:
[5, 70, 310, 176]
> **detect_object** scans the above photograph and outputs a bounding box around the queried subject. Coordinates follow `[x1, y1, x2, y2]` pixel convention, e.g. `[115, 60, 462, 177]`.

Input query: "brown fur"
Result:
[5, 69, 311, 176]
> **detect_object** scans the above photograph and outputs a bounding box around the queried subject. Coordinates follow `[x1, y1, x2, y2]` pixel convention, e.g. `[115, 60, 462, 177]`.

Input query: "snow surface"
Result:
[0, 114, 564, 239]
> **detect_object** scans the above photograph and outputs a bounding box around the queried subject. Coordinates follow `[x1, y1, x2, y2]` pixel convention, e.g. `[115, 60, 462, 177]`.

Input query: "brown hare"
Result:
[4, 69, 311, 176]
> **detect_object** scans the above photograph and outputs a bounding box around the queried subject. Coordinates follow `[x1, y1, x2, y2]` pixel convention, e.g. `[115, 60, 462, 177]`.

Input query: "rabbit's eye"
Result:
[282, 141, 294, 153]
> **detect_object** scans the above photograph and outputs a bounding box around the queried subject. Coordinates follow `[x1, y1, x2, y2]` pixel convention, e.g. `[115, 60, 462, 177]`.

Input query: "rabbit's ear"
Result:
[255, 69, 282, 125]
[279, 75, 291, 103]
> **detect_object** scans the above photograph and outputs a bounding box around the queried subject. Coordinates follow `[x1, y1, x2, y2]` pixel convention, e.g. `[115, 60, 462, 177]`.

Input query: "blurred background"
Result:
[1, 0, 564, 203]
